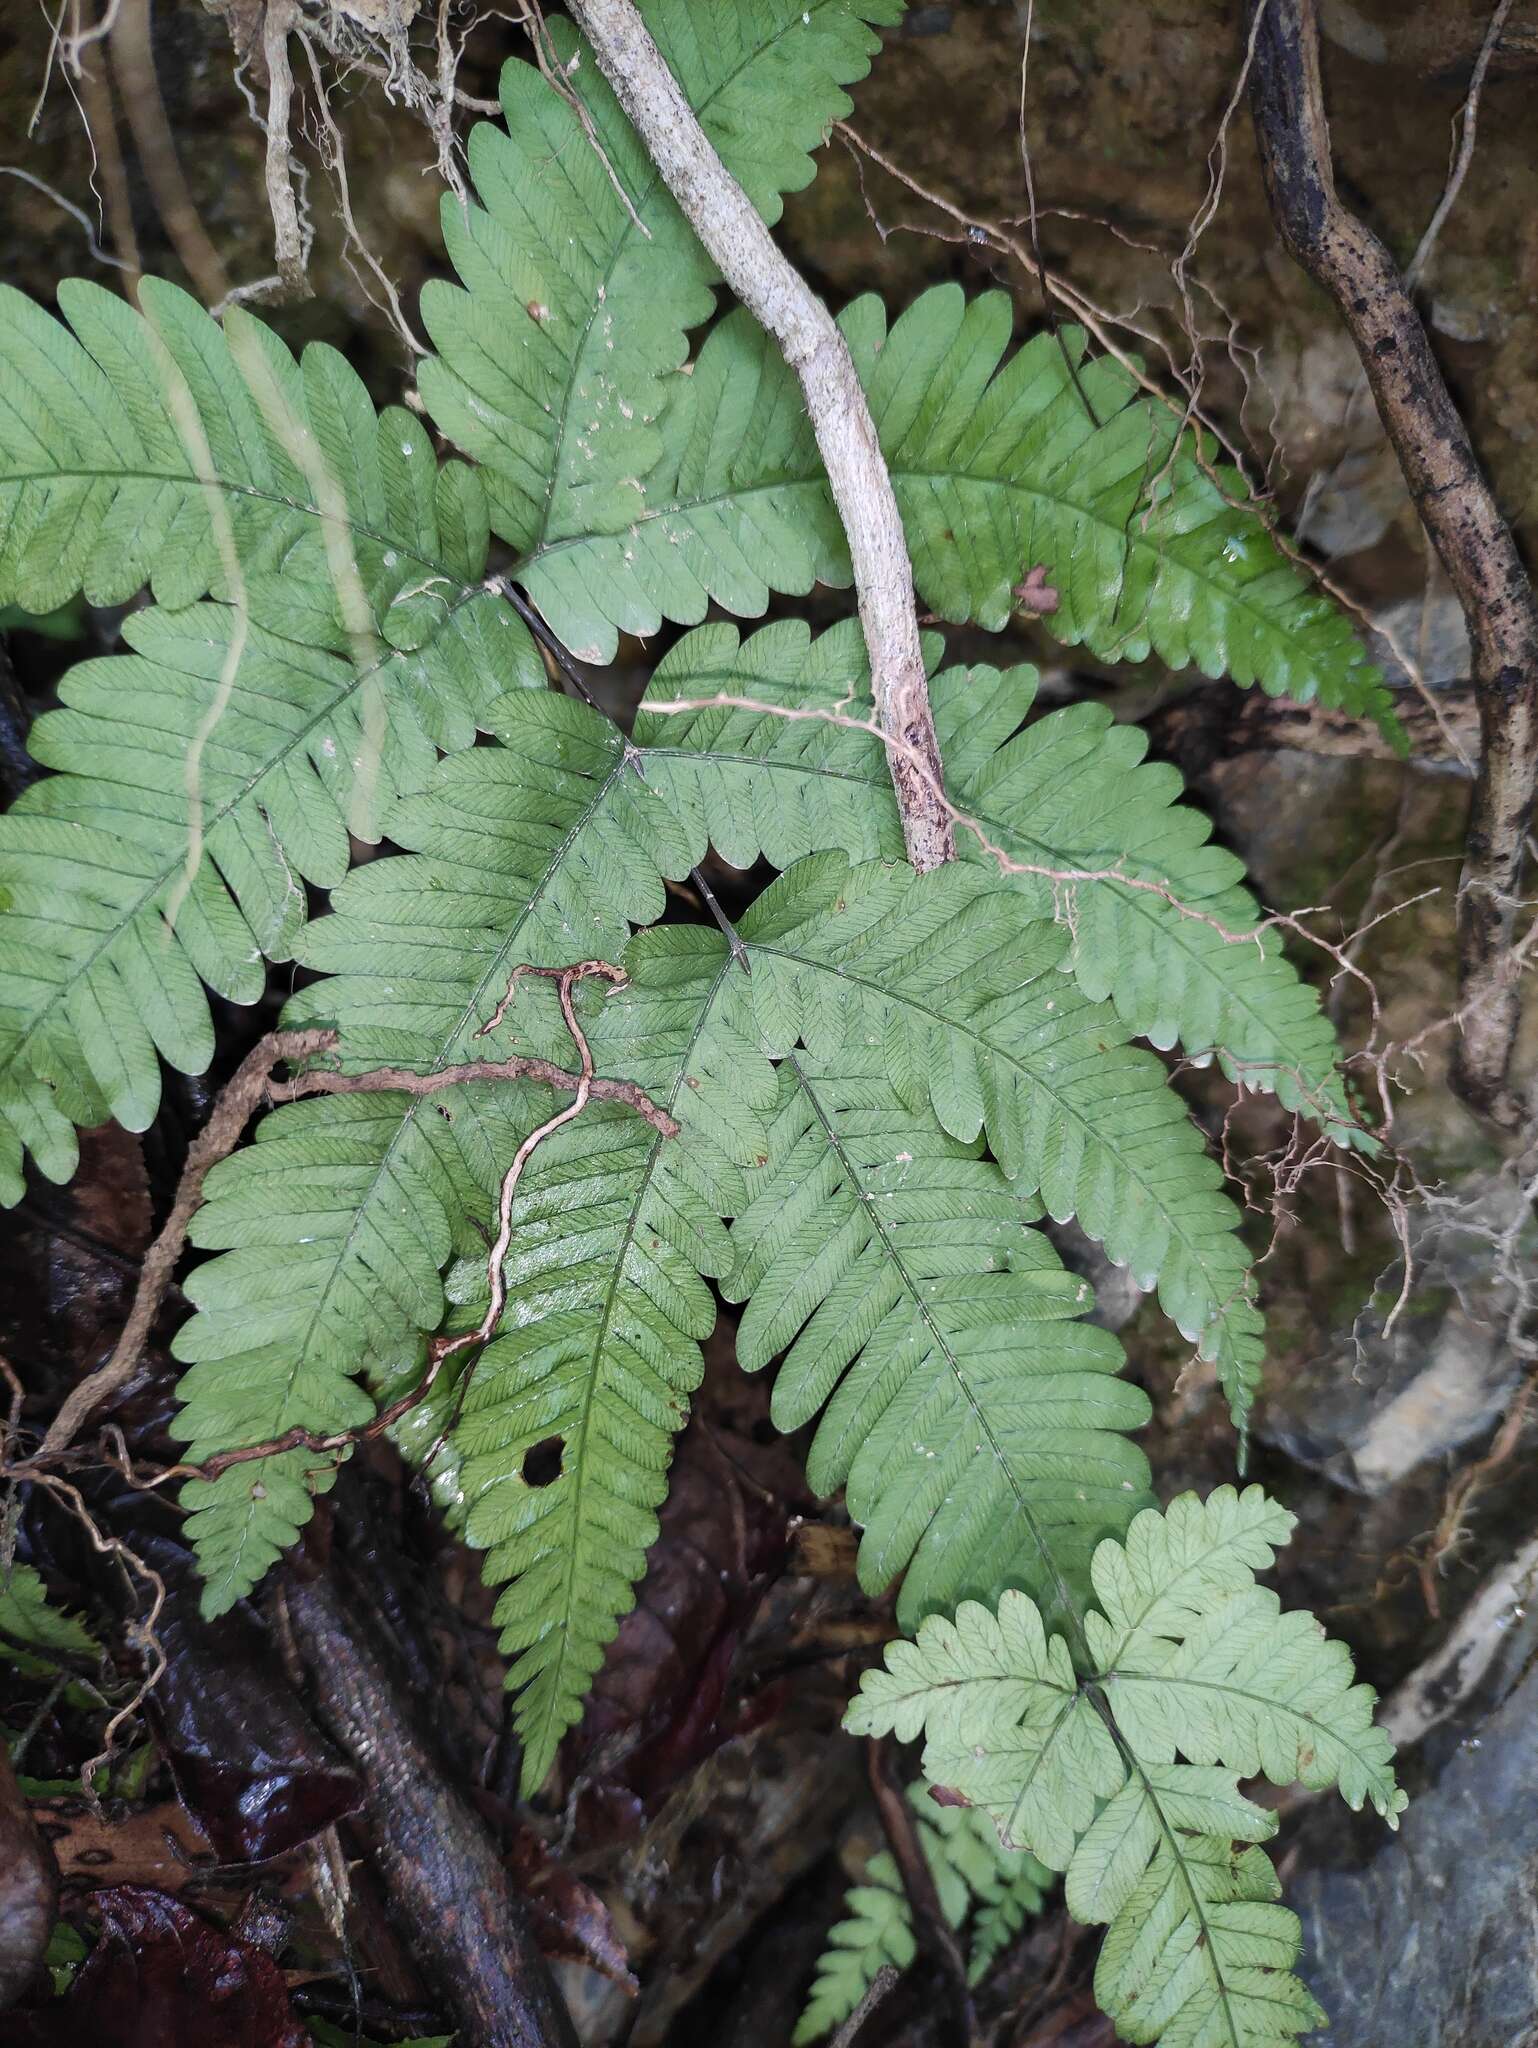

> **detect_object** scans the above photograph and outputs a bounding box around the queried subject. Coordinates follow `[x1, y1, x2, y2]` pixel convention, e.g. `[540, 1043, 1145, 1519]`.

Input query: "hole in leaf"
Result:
[521, 1436, 564, 1488]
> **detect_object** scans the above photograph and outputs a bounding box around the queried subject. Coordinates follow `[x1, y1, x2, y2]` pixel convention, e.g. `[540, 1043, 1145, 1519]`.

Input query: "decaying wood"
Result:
[285, 1572, 579, 2048]
[0, 1744, 59, 2010]
[1249, 0, 1538, 1123]
[562, 0, 956, 875]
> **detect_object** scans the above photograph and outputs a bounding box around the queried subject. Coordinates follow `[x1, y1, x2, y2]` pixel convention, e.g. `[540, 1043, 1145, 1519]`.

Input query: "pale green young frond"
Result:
[1084, 1490, 1403, 1819]
[847, 1487, 1405, 2047]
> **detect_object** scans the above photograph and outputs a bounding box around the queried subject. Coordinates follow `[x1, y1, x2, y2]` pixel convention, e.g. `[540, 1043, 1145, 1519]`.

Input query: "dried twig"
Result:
[562, 0, 955, 874]
[108, 0, 232, 306]
[1418, 1366, 1537, 1617]
[285, 1571, 579, 2048]
[867, 1737, 977, 2047]
[1, 1351, 172, 1792]
[260, 0, 312, 297]
[829, 1963, 902, 2048]
[39, 986, 676, 1463]
[831, 121, 1480, 759]
[1249, 0, 1538, 1124]
[1405, 0, 1514, 292]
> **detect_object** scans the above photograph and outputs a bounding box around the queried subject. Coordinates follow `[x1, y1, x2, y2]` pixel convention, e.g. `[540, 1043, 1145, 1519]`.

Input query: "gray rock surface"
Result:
[1294, 1599, 1538, 2047]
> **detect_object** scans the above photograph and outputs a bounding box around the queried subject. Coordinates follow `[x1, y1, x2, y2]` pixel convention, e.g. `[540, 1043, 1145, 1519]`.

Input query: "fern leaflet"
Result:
[0, 277, 485, 613]
[453, 925, 775, 1787]
[0, 285, 543, 1200]
[173, 692, 699, 1630]
[517, 285, 1394, 734]
[0, 1559, 99, 1662]
[796, 1783, 1049, 2042]
[724, 848, 1267, 1429]
[635, 619, 1366, 1147]
[418, 0, 902, 659]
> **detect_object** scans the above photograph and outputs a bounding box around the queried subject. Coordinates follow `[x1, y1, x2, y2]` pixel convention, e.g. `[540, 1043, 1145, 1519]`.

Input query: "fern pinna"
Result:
[0, 1, 1405, 2038]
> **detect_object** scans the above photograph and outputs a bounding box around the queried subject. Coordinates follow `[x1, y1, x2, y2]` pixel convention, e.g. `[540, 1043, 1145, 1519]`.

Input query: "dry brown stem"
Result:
[867, 1737, 978, 2046]
[39, 987, 676, 1464]
[562, 0, 954, 873]
[1250, 0, 1538, 1124]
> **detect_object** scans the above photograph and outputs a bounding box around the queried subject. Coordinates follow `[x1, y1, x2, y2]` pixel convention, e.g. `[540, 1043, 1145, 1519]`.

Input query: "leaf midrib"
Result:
[1103, 1667, 1374, 1761]
[783, 1050, 1094, 1657]
[521, 946, 734, 1779]
[0, 466, 461, 589]
[754, 938, 1252, 1369]
[1037, 1685, 1248, 2047]
[525, 0, 867, 557]
[516, 463, 1357, 678]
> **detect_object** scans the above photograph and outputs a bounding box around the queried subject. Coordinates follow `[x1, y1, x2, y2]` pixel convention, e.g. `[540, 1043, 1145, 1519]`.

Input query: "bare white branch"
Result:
[563, 0, 955, 872]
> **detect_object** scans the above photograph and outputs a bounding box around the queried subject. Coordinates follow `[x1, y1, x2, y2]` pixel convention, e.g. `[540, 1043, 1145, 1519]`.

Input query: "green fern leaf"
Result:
[967, 1850, 1049, 1987]
[0, 1559, 99, 1660]
[173, 690, 701, 1622]
[635, 620, 1365, 1147]
[454, 923, 776, 1789]
[847, 1486, 1405, 2047]
[418, 0, 902, 660]
[0, 278, 481, 613]
[724, 864, 1155, 1631]
[795, 1856, 918, 2047]
[522, 284, 1394, 734]
[796, 1787, 1048, 2042]
[726, 848, 1266, 1429]
[0, 278, 546, 1202]
[0, 577, 538, 1204]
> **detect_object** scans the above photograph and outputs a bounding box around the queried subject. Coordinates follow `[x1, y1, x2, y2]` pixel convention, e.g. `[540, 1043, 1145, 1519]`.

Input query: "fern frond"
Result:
[0, 577, 538, 1204]
[454, 924, 775, 1789]
[725, 866, 1155, 1631]
[0, 277, 546, 1201]
[729, 849, 1266, 1428]
[0, 277, 488, 613]
[523, 284, 1394, 734]
[172, 691, 701, 1624]
[418, 0, 901, 659]
[848, 1486, 1405, 2047]
[0, 1559, 99, 1661]
[796, 1787, 1048, 2043]
[635, 620, 1365, 1147]
[795, 1855, 918, 2046]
